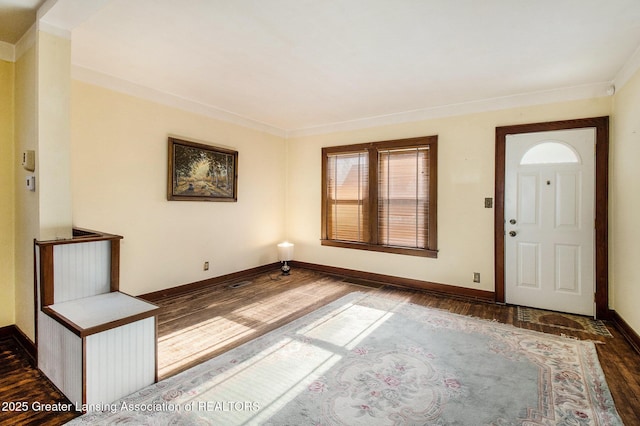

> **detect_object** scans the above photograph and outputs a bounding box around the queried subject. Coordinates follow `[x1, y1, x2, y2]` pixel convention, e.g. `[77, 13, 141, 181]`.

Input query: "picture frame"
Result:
[167, 137, 238, 202]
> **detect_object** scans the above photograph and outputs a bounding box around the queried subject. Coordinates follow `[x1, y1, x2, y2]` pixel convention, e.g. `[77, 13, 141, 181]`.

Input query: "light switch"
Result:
[26, 175, 36, 191]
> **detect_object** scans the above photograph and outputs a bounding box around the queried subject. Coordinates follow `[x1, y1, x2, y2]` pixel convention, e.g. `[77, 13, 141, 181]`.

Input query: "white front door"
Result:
[505, 128, 595, 316]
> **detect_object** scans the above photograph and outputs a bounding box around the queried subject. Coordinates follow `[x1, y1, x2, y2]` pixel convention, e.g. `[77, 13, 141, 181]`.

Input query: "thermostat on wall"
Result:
[22, 150, 35, 171]
[26, 175, 36, 191]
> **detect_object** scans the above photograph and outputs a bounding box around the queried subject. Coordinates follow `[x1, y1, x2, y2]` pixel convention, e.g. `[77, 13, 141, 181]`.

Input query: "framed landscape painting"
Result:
[167, 137, 238, 202]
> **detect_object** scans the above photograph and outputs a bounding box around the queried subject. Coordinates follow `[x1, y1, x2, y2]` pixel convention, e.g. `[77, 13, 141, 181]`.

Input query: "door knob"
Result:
[509, 219, 516, 225]
[509, 231, 517, 237]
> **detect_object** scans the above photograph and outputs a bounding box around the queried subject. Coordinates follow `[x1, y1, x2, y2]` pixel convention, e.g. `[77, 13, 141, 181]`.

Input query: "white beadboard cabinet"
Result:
[35, 229, 160, 410]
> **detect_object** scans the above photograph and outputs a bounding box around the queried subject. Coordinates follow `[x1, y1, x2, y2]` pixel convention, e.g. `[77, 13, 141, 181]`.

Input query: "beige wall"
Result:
[287, 98, 611, 293]
[14, 41, 39, 340]
[70, 81, 287, 296]
[36, 31, 73, 241]
[11, 30, 74, 341]
[0, 59, 15, 328]
[611, 68, 640, 333]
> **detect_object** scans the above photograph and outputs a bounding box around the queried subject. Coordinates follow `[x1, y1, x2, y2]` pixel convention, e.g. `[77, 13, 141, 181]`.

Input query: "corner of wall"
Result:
[0, 58, 16, 327]
[609, 65, 640, 337]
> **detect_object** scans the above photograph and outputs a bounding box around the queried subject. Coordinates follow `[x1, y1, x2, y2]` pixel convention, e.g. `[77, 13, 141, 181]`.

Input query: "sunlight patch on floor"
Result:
[189, 337, 341, 424]
[298, 302, 395, 350]
[158, 278, 352, 378]
[156, 277, 409, 380]
[158, 316, 254, 378]
[169, 297, 400, 424]
[229, 279, 348, 325]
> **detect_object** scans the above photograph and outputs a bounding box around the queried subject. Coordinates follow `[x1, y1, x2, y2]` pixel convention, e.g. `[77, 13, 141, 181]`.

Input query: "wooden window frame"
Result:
[321, 136, 438, 258]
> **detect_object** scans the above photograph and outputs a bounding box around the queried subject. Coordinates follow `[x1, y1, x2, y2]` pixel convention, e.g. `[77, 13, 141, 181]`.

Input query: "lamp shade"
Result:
[277, 242, 294, 261]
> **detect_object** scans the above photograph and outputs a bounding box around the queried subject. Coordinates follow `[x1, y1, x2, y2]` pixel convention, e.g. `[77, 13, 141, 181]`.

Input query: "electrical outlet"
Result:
[204, 261, 209, 271]
[473, 272, 480, 283]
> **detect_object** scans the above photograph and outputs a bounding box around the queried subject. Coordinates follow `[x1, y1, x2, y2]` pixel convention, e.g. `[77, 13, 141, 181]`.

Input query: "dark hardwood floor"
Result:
[2, 268, 639, 425]
[0, 336, 78, 425]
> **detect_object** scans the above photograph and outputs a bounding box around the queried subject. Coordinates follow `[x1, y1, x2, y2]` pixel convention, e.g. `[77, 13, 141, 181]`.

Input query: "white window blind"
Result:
[326, 151, 369, 242]
[378, 147, 429, 248]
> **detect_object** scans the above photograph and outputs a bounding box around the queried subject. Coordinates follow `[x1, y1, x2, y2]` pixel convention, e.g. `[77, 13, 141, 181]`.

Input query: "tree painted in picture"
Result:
[173, 144, 234, 197]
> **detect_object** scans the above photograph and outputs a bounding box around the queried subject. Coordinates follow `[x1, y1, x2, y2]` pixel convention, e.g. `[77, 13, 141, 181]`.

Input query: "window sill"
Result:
[321, 239, 438, 258]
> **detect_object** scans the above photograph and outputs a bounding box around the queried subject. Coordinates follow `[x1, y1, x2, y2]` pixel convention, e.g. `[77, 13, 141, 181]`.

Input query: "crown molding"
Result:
[0, 41, 14, 62]
[71, 65, 287, 138]
[73, 63, 613, 140]
[5, 22, 69, 63]
[14, 24, 36, 61]
[613, 44, 640, 91]
[34, 0, 71, 38]
[37, 0, 110, 39]
[37, 20, 71, 40]
[285, 82, 614, 138]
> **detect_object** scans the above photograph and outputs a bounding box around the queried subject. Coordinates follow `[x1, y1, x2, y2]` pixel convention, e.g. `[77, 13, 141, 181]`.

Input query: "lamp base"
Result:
[280, 260, 291, 276]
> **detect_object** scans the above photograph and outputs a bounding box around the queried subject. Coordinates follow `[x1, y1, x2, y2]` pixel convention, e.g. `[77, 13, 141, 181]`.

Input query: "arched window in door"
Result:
[520, 141, 580, 165]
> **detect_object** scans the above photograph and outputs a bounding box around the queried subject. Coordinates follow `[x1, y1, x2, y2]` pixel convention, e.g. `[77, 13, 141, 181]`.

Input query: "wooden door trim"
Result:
[494, 117, 609, 318]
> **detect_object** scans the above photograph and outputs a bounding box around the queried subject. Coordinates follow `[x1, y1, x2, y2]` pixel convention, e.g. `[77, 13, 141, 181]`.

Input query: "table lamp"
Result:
[277, 242, 294, 275]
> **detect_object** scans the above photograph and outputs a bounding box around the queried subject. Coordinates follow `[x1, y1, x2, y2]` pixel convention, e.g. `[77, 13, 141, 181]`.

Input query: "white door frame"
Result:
[494, 117, 610, 319]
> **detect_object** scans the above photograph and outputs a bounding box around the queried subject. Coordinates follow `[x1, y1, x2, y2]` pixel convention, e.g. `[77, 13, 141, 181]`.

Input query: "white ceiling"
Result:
[23, 1, 640, 135]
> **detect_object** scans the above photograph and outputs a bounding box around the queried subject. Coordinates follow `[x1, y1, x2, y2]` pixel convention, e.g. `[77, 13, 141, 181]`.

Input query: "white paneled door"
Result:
[505, 128, 595, 316]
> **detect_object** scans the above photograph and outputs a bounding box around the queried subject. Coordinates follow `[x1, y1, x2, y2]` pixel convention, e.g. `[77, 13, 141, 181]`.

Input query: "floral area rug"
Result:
[517, 306, 613, 337]
[69, 292, 622, 425]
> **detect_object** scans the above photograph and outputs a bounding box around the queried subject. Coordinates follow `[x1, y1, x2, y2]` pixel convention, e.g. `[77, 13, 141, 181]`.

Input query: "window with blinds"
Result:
[325, 151, 369, 242]
[378, 147, 429, 249]
[321, 136, 438, 258]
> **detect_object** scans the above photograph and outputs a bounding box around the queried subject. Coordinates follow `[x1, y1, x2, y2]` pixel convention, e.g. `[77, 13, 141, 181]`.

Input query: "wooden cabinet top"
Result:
[43, 292, 160, 337]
